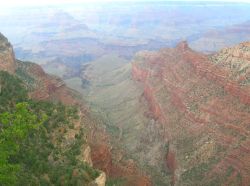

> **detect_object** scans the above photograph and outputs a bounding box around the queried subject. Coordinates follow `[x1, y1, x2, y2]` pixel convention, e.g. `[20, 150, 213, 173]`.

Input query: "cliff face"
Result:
[132, 41, 250, 185]
[0, 33, 16, 73]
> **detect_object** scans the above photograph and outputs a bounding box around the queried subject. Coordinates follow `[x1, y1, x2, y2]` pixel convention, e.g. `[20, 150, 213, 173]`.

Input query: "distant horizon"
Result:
[1, 0, 250, 8]
[1, 0, 250, 16]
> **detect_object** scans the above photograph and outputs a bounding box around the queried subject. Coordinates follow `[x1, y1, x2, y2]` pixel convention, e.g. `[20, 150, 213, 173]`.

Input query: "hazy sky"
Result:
[2, 0, 250, 8]
[0, 0, 249, 14]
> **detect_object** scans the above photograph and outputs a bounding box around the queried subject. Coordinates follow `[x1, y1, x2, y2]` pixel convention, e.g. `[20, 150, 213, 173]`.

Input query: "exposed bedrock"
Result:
[131, 41, 250, 185]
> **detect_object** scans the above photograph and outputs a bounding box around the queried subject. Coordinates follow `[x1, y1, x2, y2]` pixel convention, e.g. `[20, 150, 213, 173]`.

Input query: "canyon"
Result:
[131, 41, 250, 185]
[81, 41, 250, 185]
[0, 32, 151, 186]
[2, 28, 249, 185]
[1, 1, 250, 185]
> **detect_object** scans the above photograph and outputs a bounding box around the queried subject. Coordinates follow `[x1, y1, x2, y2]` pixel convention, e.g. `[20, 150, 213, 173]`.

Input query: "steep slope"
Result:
[80, 54, 173, 185]
[78, 54, 153, 185]
[15, 60, 79, 105]
[1, 32, 151, 186]
[0, 33, 106, 185]
[131, 41, 250, 185]
[80, 41, 250, 185]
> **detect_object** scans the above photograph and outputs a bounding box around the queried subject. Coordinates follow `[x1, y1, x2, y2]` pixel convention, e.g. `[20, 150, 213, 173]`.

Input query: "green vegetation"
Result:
[106, 178, 126, 186]
[0, 103, 45, 185]
[181, 157, 218, 185]
[0, 71, 27, 111]
[182, 162, 210, 182]
[16, 67, 35, 86]
[0, 71, 100, 185]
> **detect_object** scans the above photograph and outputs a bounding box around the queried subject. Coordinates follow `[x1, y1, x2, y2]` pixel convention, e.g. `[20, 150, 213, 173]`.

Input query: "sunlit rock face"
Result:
[132, 41, 250, 186]
[0, 33, 16, 73]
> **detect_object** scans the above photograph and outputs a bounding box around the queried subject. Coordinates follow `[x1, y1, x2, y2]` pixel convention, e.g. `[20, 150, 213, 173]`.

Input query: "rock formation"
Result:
[0, 33, 16, 73]
[132, 41, 250, 185]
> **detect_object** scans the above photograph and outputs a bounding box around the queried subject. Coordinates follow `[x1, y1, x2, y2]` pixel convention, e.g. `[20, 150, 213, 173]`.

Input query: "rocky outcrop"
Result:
[81, 145, 93, 166]
[132, 41, 250, 185]
[92, 172, 106, 186]
[0, 33, 16, 73]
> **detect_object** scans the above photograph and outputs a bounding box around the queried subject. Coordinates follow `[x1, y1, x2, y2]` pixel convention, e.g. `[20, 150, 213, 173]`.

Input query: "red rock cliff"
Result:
[132, 41, 250, 185]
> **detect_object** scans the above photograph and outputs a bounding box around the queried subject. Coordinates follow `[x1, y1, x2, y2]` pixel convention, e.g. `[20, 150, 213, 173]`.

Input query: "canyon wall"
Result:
[0, 33, 16, 73]
[132, 41, 250, 185]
